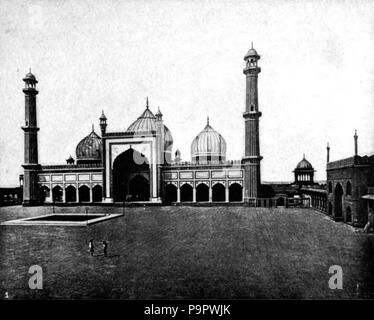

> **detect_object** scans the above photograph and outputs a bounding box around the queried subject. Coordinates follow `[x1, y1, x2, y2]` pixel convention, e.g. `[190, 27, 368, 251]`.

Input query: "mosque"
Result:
[17, 44, 374, 230]
[21, 45, 264, 205]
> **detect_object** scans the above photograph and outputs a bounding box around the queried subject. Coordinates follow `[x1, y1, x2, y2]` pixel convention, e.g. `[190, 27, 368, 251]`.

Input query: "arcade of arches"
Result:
[164, 182, 243, 203]
[40, 184, 103, 203]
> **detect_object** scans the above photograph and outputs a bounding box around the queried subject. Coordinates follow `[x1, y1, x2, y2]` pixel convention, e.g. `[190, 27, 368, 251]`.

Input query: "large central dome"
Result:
[126, 99, 173, 150]
[191, 118, 226, 163]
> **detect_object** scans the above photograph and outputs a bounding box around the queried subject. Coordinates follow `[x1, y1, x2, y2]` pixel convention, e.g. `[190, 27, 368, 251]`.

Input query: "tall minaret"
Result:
[242, 43, 263, 201]
[21, 70, 40, 205]
[354, 130, 358, 156]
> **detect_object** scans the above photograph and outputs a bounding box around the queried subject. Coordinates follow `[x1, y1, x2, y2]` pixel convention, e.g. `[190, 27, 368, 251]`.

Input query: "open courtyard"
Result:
[0, 205, 374, 299]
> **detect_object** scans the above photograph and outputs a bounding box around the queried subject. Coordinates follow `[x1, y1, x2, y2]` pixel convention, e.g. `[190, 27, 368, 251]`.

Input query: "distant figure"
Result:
[102, 241, 108, 257]
[89, 239, 94, 256]
[364, 209, 374, 233]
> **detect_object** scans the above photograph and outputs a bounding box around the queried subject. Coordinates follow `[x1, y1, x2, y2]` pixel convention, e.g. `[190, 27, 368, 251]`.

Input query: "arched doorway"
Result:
[180, 184, 193, 202]
[52, 186, 63, 202]
[40, 186, 50, 202]
[346, 206, 352, 223]
[334, 183, 343, 219]
[196, 183, 209, 202]
[79, 185, 90, 202]
[113, 148, 150, 202]
[65, 185, 76, 202]
[164, 184, 177, 204]
[212, 183, 225, 202]
[276, 197, 285, 206]
[229, 183, 242, 202]
[129, 175, 149, 201]
[92, 185, 102, 202]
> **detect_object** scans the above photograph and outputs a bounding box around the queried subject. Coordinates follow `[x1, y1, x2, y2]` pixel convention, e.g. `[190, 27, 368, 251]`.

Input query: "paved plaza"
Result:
[0, 205, 373, 299]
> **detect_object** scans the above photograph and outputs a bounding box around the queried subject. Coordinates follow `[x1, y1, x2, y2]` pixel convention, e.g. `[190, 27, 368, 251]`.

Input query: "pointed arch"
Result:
[229, 183, 242, 202]
[334, 183, 343, 218]
[196, 183, 209, 202]
[346, 181, 352, 196]
[52, 185, 63, 202]
[79, 185, 90, 202]
[212, 183, 225, 202]
[92, 185, 102, 202]
[164, 183, 177, 203]
[180, 184, 193, 202]
[65, 185, 77, 202]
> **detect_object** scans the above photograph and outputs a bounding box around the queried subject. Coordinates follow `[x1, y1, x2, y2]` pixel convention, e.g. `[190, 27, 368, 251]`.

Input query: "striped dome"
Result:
[191, 119, 226, 162]
[127, 107, 156, 133]
[126, 103, 173, 150]
[76, 129, 102, 162]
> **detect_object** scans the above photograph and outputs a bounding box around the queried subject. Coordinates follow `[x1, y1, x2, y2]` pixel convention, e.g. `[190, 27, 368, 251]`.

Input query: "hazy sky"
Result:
[0, 0, 373, 187]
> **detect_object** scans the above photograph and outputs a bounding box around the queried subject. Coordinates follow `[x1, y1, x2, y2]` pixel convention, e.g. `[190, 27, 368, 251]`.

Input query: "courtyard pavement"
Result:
[0, 205, 373, 299]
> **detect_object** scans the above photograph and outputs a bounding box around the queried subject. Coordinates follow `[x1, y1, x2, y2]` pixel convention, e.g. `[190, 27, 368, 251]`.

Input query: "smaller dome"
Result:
[66, 155, 75, 165]
[191, 118, 226, 162]
[76, 127, 102, 163]
[296, 155, 313, 170]
[23, 70, 38, 83]
[100, 110, 107, 120]
[244, 43, 260, 60]
[247, 48, 258, 56]
[156, 107, 163, 119]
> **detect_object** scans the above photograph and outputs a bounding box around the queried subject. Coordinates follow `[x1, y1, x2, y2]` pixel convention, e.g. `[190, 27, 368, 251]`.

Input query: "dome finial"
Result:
[251, 42, 253, 49]
[207, 116, 209, 126]
[92, 124, 94, 132]
[303, 153, 305, 159]
[146, 97, 149, 109]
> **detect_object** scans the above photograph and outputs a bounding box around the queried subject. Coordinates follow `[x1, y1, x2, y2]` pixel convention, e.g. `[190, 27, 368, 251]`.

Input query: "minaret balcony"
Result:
[243, 66, 261, 74]
[243, 111, 262, 119]
[21, 125, 40, 132]
[22, 87, 39, 95]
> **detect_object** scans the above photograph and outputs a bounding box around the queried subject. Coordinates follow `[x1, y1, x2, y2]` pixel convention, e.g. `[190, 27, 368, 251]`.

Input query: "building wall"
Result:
[327, 156, 374, 225]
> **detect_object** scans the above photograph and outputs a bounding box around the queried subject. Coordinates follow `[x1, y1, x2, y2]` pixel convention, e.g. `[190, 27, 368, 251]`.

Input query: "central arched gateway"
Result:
[113, 148, 150, 202]
[129, 175, 149, 201]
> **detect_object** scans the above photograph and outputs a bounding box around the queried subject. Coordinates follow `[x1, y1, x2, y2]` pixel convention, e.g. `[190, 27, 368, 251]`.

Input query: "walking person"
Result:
[88, 239, 94, 256]
[102, 241, 108, 257]
[364, 208, 374, 233]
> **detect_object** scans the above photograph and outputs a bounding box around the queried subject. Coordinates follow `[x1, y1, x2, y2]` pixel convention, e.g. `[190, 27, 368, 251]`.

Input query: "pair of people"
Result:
[88, 239, 108, 257]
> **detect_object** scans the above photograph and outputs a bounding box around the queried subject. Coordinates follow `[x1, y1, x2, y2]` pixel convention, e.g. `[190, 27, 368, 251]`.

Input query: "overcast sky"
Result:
[0, 0, 373, 187]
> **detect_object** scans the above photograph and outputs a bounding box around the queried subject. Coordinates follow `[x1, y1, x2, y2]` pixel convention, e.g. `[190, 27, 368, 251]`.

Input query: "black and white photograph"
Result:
[0, 0, 374, 311]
